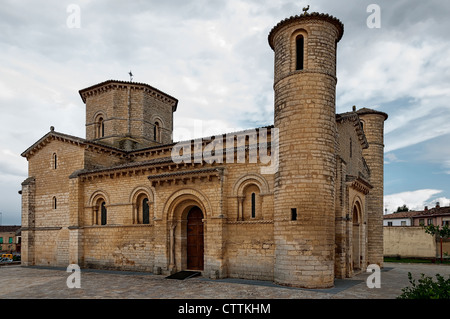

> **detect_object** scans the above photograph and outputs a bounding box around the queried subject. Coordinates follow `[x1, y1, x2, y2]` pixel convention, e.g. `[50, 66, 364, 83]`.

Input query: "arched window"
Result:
[100, 118, 105, 137]
[100, 201, 107, 225]
[242, 184, 260, 220]
[142, 198, 150, 224]
[53, 153, 57, 169]
[91, 196, 108, 225]
[133, 193, 152, 225]
[98, 117, 105, 138]
[95, 115, 105, 138]
[53, 197, 57, 209]
[296, 35, 304, 70]
[251, 193, 256, 218]
[352, 203, 362, 270]
[154, 121, 161, 142]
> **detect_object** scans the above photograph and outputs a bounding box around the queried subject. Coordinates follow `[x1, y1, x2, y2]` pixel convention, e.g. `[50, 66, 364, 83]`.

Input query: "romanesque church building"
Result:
[20, 11, 387, 288]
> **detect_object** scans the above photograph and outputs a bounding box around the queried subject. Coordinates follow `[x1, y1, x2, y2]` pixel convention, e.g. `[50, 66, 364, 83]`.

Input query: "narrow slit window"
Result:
[101, 201, 107, 225]
[53, 153, 57, 169]
[95, 116, 105, 138]
[296, 35, 304, 71]
[98, 117, 104, 138]
[291, 208, 297, 221]
[53, 197, 57, 210]
[142, 198, 150, 224]
[251, 193, 256, 218]
[154, 122, 161, 142]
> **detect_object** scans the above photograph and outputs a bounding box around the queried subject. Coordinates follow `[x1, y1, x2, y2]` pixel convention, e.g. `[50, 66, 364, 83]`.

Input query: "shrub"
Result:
[397, 272, 450, 299]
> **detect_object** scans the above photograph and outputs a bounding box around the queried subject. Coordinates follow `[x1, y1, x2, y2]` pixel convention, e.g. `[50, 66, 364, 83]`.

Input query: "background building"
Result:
[0, 226, 21, 254]
[383, 203, 450, 227]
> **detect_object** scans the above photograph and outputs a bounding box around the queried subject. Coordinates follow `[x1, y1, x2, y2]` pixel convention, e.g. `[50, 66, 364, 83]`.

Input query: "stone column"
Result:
[237, 196, 244, 221]
[204, 216, 226, 279]
[20, 177, 36, 266]
[68, 176, 84, 266]
[152, 218, 170, 275]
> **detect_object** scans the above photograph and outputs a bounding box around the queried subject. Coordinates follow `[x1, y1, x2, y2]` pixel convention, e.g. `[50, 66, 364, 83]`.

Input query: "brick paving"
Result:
[0, 262, 449, 299]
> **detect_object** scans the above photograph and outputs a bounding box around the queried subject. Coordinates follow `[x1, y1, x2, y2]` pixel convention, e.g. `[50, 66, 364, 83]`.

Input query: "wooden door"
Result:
[187, 206, 204, 270]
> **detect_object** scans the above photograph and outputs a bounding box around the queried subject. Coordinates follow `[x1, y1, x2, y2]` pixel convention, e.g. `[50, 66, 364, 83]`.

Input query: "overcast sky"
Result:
[1, 0, 450, 225]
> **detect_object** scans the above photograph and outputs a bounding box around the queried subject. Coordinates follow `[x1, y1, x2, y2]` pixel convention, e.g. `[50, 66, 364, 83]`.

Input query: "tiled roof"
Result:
[383, 211, 418, 219]
[415, 206, 450, 217]
[383, 206, 450, 219]
[20, 130, 127, 158]
[0, 226, 21, 233]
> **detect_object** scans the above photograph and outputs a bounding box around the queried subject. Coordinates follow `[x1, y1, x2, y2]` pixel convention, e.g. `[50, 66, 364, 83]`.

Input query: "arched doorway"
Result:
[186, 206, 204, 270]
[352, 204, 361, 270]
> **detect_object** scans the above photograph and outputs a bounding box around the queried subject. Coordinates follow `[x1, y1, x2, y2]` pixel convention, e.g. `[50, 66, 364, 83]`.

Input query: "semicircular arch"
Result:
[232, 173, 270, 197]
[87, 190, 110, 207]
[129, 185, 154, 203]
[163, 188, 212, 221]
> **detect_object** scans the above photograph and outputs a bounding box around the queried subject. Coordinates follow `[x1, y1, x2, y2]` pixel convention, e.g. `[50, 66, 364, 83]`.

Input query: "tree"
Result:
[423, 224, 450, 263]
[395, 204, 409, 213]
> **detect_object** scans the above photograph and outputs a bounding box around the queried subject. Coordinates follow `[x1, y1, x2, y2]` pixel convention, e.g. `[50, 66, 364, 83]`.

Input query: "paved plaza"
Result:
[0, 262, 449, 299]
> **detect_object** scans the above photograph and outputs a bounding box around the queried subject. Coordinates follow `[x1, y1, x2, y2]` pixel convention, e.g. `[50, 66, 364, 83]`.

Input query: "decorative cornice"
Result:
[336, 111, 369, 149]
[226, 219, 274, 225]
[21, 130, 127, 159]
[356, 107, 388, 121]
[78, 79, 178, 112]
[346, 175, 373, 195]
[148, 167, 224, 187]
[268, 12, 344, 49]
[21, 226, 62, 231]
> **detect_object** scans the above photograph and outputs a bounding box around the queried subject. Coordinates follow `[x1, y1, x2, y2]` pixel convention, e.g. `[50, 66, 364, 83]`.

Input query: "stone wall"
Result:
[24, 139, 85, 266]
[83, 225, 154, 271]
[225, 221, 274, 280]
[384, 226, 437, 258]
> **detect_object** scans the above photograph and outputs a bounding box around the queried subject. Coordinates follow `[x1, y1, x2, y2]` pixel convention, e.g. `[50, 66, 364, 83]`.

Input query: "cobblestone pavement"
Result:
[0, 262, 449, 299]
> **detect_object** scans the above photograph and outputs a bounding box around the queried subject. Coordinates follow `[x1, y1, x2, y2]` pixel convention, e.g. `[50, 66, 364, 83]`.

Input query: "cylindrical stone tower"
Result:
[356, 108, 388, 268]
[269, 12, 344, 288]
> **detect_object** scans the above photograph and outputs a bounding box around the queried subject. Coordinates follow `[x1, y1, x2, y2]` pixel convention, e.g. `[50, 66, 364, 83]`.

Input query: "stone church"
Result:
[20, 11, 387, 288]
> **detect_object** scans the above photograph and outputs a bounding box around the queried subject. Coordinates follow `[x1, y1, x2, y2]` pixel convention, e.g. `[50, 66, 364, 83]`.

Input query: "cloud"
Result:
[384, 189, 445, 213]
[384, 152, 406, 165]
[2, 0, 450, 225]
[334, 1, 450, 154]
[0, 149, 27, 177]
